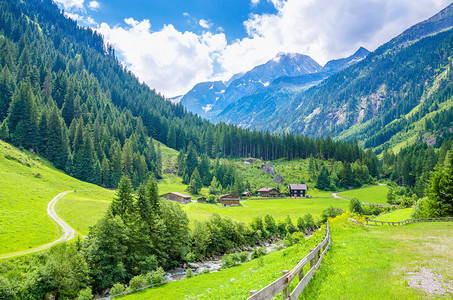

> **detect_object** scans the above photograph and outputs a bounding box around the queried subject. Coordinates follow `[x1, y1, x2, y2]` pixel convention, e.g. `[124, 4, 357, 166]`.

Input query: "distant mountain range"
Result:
[177, 2, 453, 153]
[176, 48, 369, 118]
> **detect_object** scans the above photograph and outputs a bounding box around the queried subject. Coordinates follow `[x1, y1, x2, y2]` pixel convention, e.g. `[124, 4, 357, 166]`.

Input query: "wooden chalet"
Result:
[288, 184, 307, 198]
[241, 189, 252, 197]
[219, 193, 241, 207]
[160, 192, 192, 204]
[197, 196, 207, 203]
[257, 187, 280, 198]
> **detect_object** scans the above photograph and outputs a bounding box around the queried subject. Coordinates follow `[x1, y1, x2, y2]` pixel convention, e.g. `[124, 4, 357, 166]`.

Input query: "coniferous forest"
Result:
[0, 0, 372, 190]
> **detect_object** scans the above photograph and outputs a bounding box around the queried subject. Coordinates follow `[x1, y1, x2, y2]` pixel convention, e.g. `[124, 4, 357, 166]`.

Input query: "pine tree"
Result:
[0, 66, 14, 121]
[7, 81, 39, 149]
[198, 153, 211, 186]
[0, 119, 9, 140]
[185, 142, 198, 177]
[46, 106, 70, 169]
[316, 165, 331, 190]
[189, 168, 202, 194]
[111, 176, 134, 219]
[426, 148, 453, 216]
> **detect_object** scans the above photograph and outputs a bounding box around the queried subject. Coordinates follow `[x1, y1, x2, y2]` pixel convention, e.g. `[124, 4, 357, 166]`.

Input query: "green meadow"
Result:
[301, 216, 453, 299]
[338, 185, 389, 204]
[373, 207, 414, 222]
[0, 140, 113, 255]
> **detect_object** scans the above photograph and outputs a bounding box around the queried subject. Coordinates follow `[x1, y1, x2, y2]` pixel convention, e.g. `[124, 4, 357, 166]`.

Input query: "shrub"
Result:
[77, 287, 93, 300]
[186, 252, 196, 263]
[145, 267, 166, 285]
[292, 231, 305, 243]
[129, 274, 147, 292]
[349, 198, 363, 214]
[186, 268, 193, 278]
[239, 251, 249, 263]
[230, 253, 241, 264]
[251, 247, 267, 259]
[109, 283, 125, 296]
[221, 253, 235, 268]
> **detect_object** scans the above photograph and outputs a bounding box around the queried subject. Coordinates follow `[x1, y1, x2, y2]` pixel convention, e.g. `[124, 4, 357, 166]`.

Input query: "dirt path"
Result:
[0, 191, 76, 259]
[331, 192, 349, 200]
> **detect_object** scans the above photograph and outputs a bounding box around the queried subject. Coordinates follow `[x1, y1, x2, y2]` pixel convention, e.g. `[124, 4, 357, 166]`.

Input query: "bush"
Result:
[110, 283, 125, 296]
[186, 252, 197, 263]
[239, 251, 249, 263]
[251, 247, 267, 259]
[129, 274, 147, 292]
[77, 287, 93, 300]
[221, 253, 235, 268]
[186, 268, 193, 278]
[145, 267, 166, 285]
[230, 253, 241, 264]
[349, 198, 363, 214]
[292, 231, 305, 243]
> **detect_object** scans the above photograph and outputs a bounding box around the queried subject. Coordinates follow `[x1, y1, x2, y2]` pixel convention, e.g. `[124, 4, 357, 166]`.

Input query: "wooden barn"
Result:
[288, 184, 307, 198]
[160, 192, 192, 204]
[242, 189, 252, 197]
[219, 193, 241, 207]
[257, 187, 280, 198]
[197, 196, 207, 203]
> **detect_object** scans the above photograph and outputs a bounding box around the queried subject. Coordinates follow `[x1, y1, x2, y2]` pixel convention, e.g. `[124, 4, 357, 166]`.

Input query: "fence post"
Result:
[250, 290, 258, 297]
[282, 270, 289, 300]
[309, 249, 314, 269]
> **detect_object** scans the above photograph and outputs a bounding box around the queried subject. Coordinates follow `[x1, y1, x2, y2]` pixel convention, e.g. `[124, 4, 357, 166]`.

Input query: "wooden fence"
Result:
[247, 223, 330, 300]
[366, 216, 453, 226]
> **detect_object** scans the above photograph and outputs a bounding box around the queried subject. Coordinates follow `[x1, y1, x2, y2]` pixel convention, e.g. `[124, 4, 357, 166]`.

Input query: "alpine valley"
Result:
[1, 0, 453, 300]
[179, 3, 453, 154]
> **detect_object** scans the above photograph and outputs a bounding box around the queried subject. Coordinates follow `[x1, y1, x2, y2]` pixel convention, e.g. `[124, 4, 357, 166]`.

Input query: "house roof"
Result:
[197, 196, 206, 199]
[257, 187, 279, 192]
[219, 193, 240, 200]
[160, 192, 192, 199]
[288, 184, 307, 190]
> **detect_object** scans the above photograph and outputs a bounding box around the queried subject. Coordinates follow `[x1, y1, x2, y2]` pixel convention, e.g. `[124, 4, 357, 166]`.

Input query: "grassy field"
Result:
[0, 140, 113, 255]
[120, 214, 453, 299]
[121, 225, 326, 299]
[182, 198, 349, 224]
[300, 215, 453, 299]
[373, 207, 414, 222]
[338, 185, 389, 204]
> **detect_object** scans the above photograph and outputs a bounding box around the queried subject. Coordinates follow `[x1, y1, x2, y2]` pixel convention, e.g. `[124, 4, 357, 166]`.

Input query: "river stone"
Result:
[261, 163, 275, 175]
[188, 262, 200, 269]
[273, 173, 284, 184]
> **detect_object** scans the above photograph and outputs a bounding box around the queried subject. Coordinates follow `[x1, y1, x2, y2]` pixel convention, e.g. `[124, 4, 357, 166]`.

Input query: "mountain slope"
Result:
[212, 47, 369, 128]
[276, 2, 453, 152]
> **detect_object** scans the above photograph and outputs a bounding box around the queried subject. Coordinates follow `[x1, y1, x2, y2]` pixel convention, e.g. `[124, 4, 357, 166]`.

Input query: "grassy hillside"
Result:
[338, 185, 389, 204]
[0, 140, 114, 255]
[373, 207, 414, 222]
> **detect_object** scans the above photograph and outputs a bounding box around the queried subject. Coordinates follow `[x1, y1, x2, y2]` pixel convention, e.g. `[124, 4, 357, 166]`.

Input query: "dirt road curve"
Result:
[0, 191, 76, 259]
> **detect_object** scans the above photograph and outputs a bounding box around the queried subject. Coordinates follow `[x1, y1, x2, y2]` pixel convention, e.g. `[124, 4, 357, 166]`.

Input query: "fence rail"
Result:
[247, 223, 330, 300]
[366, 217, 453, 226]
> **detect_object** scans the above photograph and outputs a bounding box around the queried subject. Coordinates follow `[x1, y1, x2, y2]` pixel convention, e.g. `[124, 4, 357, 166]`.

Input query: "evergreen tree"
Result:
[316, 165, 331, 190]
[209, 176, 221, 195]
[185, 142, 198, 177]
[0, 119, 9, 140]
[189, 168, 202, 194]
[7, 81, 39, 149]
[111, 176, 134, 219]
[46, 106, 70, 169]
[0, 66, 14, 121]
[426, 148, 453, 216]
[198, 153, 211, 186]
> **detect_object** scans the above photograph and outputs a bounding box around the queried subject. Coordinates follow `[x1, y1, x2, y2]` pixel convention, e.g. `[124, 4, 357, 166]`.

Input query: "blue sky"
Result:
[56, 0, 452, 97]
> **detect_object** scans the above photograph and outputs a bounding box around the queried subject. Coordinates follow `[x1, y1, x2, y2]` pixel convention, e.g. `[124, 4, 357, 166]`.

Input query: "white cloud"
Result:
[97, 19, 227, 97]
[64, 12, 97, 26]
[54, 0, 85, 11]
[199, 19, 211, 29]
[218, 0, 452, 79]
[88, 1, 100, 11]
[251, 0, 260, 7]
[96, 0, 451, 96]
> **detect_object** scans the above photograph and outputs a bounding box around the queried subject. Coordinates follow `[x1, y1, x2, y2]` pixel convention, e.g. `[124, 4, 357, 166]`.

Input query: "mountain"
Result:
[178, 81, 226, 115]
[180, 53, 322, 116]
[274, 2, 453, 153]
[211, 47, 369, 128]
